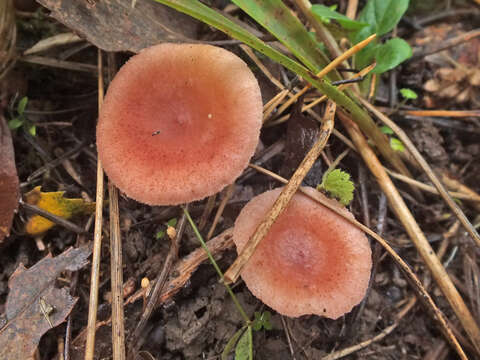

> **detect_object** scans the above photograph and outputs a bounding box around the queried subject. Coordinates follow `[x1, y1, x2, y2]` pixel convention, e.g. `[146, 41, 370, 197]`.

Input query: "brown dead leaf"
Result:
[36, 0, 200, 53]
[0, 116, 19, 244]
[0, 246, 91, 359]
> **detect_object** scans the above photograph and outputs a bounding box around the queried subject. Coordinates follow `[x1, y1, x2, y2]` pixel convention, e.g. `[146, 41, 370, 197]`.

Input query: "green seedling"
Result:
[8, 96, 36, 136]
[381, 126, 405, 152]
[400, 88, 418, 100]
[252, 311, 272, 331]
[317, 169, 355, 206]
[155, 217, 178, 239]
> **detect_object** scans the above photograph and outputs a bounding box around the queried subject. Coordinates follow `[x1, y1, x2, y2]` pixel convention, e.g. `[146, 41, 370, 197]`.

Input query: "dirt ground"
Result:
[1, 0, 480, 359]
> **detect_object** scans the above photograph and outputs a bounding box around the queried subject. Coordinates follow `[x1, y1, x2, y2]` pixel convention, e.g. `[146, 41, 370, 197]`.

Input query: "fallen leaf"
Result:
[0, 116, 19, 243]
[24, 186, 95, 235]
[0, 246, 91, 359]
[36, 0, 199, 53]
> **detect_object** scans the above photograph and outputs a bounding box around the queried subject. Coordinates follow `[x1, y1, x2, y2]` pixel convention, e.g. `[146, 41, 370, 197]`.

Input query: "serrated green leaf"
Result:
[311, 5, 368, 30]
[318, 169, 355, 206]
[17, 96, 28, 115]
[221, 327, 245, 360]
[235, 326, 252, 360]
[372, 38, 412, 74]
[390, 137, 405, 152]
[8, 117, 24, 130]
[400, 88, 418, 100]
[357, 0, 410, 37]
[380, 126, 394, 135]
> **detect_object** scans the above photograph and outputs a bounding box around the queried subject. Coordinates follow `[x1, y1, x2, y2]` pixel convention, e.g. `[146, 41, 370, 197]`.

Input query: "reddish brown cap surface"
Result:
[233, 187, 372, 319]
[97, 43, 262, 205]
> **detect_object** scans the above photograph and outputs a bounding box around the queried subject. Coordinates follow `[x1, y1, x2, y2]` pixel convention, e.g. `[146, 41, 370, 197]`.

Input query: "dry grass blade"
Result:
[108, 184, 126, 360]
[359, 98, 480, 249]
[206, 184, 235, 240]
[401, 110, 480, 119]
[269, 34, 376, 121]
[249, 164, 467, 360]
[85, 50, 105, 360]
[338, 111, 480, 356]
[223, 100, 336, 284]
[0, 0, 16, 80]
[106, 52, 126, 360]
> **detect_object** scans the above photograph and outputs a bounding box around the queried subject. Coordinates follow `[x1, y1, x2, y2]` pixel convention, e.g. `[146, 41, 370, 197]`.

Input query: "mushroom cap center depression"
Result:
[97, 44, 262, 205]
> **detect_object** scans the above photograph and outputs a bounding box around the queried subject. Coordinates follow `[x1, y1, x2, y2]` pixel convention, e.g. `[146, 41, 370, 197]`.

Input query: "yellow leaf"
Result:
[25, 186, 95, 235]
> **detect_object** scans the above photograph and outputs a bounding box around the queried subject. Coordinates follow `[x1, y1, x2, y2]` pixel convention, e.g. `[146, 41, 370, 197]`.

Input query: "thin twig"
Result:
[249, 163, 467, 360]
[19, 200, 87, 234]
[84, 49, 105, 360]
[338, 111, 478, 357]
[206, 184, 235, 240]
[223, 100, 336, 284]
[130, 210, 188, 348]
[412, 28, 480, 59]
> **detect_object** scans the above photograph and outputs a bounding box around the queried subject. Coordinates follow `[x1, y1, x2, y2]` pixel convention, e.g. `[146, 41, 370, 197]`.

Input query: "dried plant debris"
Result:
[0, 246, 91, 359]
[36, 0, 200, 53]
[0, 116, 19, 244]
[24, 186, 95, 236]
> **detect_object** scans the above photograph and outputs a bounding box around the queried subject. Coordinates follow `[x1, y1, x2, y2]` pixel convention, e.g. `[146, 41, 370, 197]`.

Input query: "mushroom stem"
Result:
[223, 100, 336, 284]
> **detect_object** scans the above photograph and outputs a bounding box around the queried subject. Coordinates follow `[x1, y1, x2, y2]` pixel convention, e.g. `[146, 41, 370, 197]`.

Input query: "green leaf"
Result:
[311, 5, 368, 30]
[231, 0, 331, 75]
[357, 0, 410, 37]
[252, 311, 272, 331]
[235, 326, 253, 360]
[399, 88, 418, 100]
[155, 230, 165, 239]
[372, 38, 412, 74]
[17, 96, 28, 115]
[380, 126, 394, 135]
[318, 169, 355, 206]
[222, 327, 245, 360]
[167, 218, 177, 227]
[8, 117, 24, 130]
[27, 124, 36, 136]
[390, 137, 405, 152]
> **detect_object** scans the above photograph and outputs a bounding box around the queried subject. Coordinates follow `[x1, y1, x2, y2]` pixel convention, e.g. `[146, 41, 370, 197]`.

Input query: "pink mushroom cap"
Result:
[233, 187, 372, 319]
[97, 43, 263, 205]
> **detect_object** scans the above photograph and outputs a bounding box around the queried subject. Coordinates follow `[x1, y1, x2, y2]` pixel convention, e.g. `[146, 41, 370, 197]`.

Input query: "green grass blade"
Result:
[232, 0, 330, 73]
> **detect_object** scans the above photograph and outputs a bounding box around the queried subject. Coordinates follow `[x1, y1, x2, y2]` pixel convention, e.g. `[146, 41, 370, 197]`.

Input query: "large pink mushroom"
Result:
[97, 43, 263, 205]
[233, 187, 372, 319]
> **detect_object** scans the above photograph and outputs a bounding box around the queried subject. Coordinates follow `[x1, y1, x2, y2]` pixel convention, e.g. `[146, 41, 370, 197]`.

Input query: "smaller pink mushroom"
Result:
[97, 43, 263, 205]
[233, 187, 372, 319]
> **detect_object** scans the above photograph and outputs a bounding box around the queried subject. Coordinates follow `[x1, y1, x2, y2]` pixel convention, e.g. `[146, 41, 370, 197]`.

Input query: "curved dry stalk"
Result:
[223, 100, 336, 284]
[84, 50, 105, 360]
[206, 184, 235, 240]
[338, 111, 480, 356]
[249, 164, 467, 360]
[358, 98, 480, 249]
[0, 0, 16, 80]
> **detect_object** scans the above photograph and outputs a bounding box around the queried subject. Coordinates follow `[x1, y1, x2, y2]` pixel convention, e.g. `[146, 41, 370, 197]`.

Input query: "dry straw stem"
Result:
[346, 0, 359, 19]
[108, 183, 126, 360]
[267, 62, 376, 127]
[0, 0, 16, 80]
[249, 163, 467, 360]
[106, 52, 126, 360]
[385, 169, 480, 202]
[338, 112, 480, 356]
[223, 100, 337, 284]
[268, 34, 376, 122]
[401, 110, 480, 119]
[84, 50, 105, 360]
[358, 98, 480, 249]
[441, 172, 480, 212]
